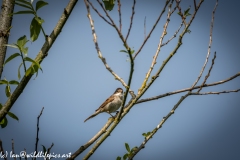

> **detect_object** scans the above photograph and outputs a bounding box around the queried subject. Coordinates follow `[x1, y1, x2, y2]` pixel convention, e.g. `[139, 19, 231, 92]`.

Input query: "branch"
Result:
[192, 0, 218, 89]
[87, 0, 113, 26]
[0, 139, 7, 160]
[129, 93, 190, 159]
[136, 72, 240, 104]
[0, 0, 15, 79]
[191, 89, 240, 95]
[34, 107, 44, 160]
[84, 0, 135, 98]
[117, 0, 122, 32]
[125, 0, 136, 42]
[138, 0, 174, 94]
[0, 0, 78, 122]
[134, 0, 171, 59]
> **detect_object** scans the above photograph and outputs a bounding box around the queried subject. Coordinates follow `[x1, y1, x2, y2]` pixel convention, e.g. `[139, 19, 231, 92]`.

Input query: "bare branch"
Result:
[136, 72, 240, 104]
[87, 0, 113, 26]
[84, 0, 135, 97]
[161, 21, 183, 47]
[138, 0, 174, 94]
[34, 107, 44, 160]
[175, 0, 187, 26]
[0, 0, 78, 122]
[191, 0, 218, 89]
[129, 93, 190, 159]
[198, 52, 216, 92]
[194, 0, 197, 11]
[191, 89, 240, 95]
[125, 0, 136, 42]
[0, 139, 7, 160]
[117, 0, 122, 32]
[134, 0, 171, 59]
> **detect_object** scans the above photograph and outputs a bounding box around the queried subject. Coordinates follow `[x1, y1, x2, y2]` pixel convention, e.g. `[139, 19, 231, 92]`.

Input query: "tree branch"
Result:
[125, 0, 136, 42]
[117, 0, 122, 32]
[0, 0, 15, 79]
[0, 0, 78, 122]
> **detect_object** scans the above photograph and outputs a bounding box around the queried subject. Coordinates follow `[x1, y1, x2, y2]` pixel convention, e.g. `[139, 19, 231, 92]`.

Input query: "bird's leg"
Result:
[107, 112, 115, 118]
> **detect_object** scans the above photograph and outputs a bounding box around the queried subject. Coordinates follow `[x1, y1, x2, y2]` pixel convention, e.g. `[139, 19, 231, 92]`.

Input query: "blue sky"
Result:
[0, 0, 240, 160]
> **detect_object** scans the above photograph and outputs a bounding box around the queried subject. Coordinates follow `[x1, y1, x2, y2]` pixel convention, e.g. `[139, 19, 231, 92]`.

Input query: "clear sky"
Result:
[0, 0, 240, 160]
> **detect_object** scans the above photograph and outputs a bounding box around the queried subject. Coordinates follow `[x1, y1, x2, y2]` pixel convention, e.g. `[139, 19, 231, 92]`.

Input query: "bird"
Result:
[84, 88, 123, 122]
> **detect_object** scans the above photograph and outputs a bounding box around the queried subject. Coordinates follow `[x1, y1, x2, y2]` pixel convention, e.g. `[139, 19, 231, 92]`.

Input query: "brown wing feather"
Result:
[95, 95, 114, 111]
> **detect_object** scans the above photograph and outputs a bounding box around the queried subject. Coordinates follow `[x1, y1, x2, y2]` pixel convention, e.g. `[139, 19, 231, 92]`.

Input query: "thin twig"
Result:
[191, 0, 218, 89]
[194, 0, 197, 11]
[191, 89, 240, 95]
[125, 0, 136, 42]
[34, 107, 44, 160]
[175, 0, 187, 26]
[0, 139, 7, 160]
[161, 21, 183, 47]
[198, 52, 216, 92]
[136, 72, 240, 104]
[87, 0, 113, 26]
[138, 0, 174, 94]
[134, 0, 171, 59]
[84, 0, 135, 97]
[117, 0, 122, 32]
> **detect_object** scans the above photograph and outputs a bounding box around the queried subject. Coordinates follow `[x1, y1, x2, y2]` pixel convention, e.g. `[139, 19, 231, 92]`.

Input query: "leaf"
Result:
[4, 53, 20, 66]
[12, 10, 35, 15]
[0, 79, 8, 85]
[184, 8, 191, 17]
[123, 153, 128, 160]
[30, 17, 41, 42]
[116, 156, 121, 160]
[18, 63, 23, 79]
[3, 44, 18, 49]
[5, 85, 11, 97]
[120, 50, 128, 53]
[125, 143, 130, 152]
[130, 49, 135, 54]
[15, 2, 33, 10]
[42, 145, 47, 154]
[7, 112, 19, 121]
[17, 35, 28, 48]
[9, 80, 19, 85]
[102, 0, 115, 11]
[35, 16, 45, 25]
[36, 1, 48, 11]
[0, 117, 8, 128]
[24, 57, 41, 69]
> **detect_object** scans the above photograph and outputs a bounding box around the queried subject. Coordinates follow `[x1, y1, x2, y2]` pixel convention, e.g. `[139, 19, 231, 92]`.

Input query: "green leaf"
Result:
[35, 16, 44, 25]
[15, 2, 33, 10]
[18, 63, 23, 79]
[17, 35, 28, 48]
[24, 57, 41, 69]
[36, 1, 48, 11]
[3, 44, 18, 49]
[116, 156, 121, 160]
[123, 153, 128, 160]
[125, 143, 130, 152]
[0, 117, 8, 128]
[30, 17, 41, 42]
[13, 10, 35, 15]
[0, 79, 8, 85]
[42, 145, 47, 153]
[7, 112, 19, 121]
[102, 0, 115, 11]
[130, 49, 135, 54]
[5, 85, 11, 97]
[9, 80, 19, 85]
[4, 53, 20, 66]
[120, 50, 128, 53]
[184, 8, 191, 17]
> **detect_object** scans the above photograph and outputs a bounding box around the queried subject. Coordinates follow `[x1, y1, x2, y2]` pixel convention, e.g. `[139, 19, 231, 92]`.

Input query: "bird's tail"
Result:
[84, 112, 99, 122]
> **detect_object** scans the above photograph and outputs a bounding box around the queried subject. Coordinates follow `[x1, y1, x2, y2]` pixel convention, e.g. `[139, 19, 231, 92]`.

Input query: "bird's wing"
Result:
[95, 95, 115, 111]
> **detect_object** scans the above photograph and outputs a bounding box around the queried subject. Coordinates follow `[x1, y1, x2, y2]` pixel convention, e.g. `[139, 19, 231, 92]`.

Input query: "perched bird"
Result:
[84, 88, 123, 122]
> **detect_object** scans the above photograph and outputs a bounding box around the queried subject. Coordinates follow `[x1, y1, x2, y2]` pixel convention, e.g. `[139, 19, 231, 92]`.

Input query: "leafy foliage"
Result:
[102, 0, 115, 11]
[0, 103, 19, 128]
